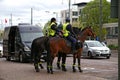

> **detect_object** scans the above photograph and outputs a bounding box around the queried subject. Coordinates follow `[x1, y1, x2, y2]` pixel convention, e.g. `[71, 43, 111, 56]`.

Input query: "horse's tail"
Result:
[31, 40, 34, 62]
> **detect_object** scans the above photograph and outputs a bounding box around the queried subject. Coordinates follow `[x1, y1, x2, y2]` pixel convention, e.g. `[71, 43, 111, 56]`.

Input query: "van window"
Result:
[3, 27, 10, 40]
[20, 32, 43, 42]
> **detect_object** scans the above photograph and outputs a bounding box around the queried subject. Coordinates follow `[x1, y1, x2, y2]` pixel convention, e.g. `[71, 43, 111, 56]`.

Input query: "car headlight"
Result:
[24, 46, 30, 51]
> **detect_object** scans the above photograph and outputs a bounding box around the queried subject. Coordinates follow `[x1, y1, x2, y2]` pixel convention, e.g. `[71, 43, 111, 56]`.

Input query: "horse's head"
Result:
[82, 26, 96, 38]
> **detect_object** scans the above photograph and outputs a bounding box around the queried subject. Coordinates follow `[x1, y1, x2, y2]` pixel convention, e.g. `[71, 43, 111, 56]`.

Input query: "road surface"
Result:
[0, 51, 118, 80]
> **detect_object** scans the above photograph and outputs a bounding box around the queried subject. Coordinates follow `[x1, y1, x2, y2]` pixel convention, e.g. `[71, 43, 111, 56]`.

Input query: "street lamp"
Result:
[99, 0, 102, 41]
[31, 8, 33, 25]
[68, 0, 71, 19]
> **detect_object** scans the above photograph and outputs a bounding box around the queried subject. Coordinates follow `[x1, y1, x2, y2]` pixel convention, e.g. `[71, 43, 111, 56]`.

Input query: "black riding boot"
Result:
[71, 45, 77, 53]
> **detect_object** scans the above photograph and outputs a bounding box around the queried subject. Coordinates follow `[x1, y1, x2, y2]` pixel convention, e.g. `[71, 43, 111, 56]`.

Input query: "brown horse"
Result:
[46, 27, 96, 74]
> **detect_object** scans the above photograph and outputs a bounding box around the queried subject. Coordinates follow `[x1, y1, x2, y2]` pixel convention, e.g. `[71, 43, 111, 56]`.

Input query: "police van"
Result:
[3, 23, 44, 62]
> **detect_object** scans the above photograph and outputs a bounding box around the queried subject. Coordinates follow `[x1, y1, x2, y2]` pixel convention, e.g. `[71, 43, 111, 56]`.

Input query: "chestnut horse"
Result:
[47, 27, 96, 74]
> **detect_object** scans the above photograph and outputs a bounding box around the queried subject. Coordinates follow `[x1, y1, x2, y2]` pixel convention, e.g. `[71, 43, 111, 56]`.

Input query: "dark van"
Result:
[3, 24, 44, 62]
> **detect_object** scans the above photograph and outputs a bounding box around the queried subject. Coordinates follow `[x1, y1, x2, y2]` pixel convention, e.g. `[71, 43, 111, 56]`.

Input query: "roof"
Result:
[73, 2, 87, 7]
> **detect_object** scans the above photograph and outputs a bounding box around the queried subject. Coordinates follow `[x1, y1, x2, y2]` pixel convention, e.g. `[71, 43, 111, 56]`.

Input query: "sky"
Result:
[0, 0, 110, 29]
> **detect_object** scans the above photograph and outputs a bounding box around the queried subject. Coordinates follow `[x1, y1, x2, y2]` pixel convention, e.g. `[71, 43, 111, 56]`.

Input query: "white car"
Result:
[0, 41, 3, 57]
[82, 40, 111, 59]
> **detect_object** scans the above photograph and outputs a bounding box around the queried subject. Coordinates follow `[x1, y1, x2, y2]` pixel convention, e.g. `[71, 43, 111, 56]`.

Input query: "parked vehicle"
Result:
[0, 41, 3, 57]
[3, 24, 46, 62]
[82, 40, 111, 59]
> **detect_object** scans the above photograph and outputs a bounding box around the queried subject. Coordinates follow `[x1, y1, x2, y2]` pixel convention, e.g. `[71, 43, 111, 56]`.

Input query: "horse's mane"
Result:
[81, 27, 87, 32]
[72, 27, 81, 35]
[72, 26, 91, 36]
[81, 26, 91, 32]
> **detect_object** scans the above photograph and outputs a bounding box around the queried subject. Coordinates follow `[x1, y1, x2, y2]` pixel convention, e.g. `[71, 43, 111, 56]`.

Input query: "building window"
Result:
[72, 11, 78, 16]
[106, 27, 118, 39]
[79, 9, 82, 15]
[72, 18, 77, 22]
[115, 27, 118, 35]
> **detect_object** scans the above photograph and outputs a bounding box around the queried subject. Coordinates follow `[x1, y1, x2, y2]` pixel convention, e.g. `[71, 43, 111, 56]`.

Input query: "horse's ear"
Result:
[88, 26, 91, 28]
[79, 28, 81, 31]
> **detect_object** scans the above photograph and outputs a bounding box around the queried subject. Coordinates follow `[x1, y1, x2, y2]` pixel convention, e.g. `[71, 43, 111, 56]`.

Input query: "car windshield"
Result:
[87, 41, 104, 47]
[20, 32, 43, 42]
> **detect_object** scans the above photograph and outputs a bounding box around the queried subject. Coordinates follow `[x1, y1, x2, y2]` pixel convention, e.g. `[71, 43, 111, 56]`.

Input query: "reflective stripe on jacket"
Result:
[48, 22, 56, 36]
[63, 22, 70, 37]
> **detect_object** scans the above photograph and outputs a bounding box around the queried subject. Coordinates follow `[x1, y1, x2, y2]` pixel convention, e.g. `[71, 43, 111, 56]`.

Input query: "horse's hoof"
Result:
[51, 71, 53, 74]
[62, 67, 67, 71]
[79, 70, 83, 72]
[73, 69, 76, 72]
[40, 66, 44, 69]
[47, 70, 50, 73]
[35, 67, 40, 72]
[36, 69, 40, 72]
[57, 63, 61, 69]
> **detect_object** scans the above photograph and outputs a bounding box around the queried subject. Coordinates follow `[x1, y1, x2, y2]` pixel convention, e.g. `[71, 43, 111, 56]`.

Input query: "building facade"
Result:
[60, 2, 87, 24]
[103, 23, 118, 45]
[60, 2, 118, 46]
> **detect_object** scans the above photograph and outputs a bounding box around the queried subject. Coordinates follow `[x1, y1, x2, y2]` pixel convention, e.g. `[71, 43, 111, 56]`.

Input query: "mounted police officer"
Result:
[48, 17, 62, 37]
[62, 18, 77, 53]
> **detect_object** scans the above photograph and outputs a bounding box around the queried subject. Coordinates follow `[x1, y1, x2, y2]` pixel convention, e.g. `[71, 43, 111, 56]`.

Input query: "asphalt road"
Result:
[0, 51, 118, 80]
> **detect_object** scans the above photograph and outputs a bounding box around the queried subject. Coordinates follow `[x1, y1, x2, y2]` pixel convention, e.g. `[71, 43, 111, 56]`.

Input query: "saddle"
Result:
[64, 38, 83, 49]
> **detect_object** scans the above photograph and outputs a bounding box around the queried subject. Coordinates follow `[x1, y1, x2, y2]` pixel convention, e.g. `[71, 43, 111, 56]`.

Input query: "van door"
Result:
[8, 27, 16, 54]
[3, 27, 10, 57]
[14, 28, 22, 55]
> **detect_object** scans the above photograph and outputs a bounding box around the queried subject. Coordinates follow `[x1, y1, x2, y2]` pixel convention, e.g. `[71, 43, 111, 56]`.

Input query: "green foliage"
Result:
[108, 44, 118, 50]
[79, 0, 118, 40]
[72, 19, 85, 29]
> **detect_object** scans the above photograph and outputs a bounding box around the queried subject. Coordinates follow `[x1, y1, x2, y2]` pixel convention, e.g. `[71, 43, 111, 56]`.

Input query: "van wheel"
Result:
[6, 56, 11, 61]
[19, 54, 25, 63]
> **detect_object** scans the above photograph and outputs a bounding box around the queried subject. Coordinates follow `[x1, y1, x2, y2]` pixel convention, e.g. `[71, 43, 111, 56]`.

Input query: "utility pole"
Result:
[68, 0, 71, 19]
[99, 0, 102, 41]
[10, 13, 12, 26]
[53, 12, 58, 22]
[111, 0, 119, 79]
[118, 0, 120, 79]
[31, 8, 33, 25]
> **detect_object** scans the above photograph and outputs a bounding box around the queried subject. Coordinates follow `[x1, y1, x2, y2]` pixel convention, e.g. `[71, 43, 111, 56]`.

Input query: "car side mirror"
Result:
[84, 44, 87, 48]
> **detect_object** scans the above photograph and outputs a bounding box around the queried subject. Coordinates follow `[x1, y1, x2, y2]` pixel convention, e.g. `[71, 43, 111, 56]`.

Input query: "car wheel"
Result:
[19, 53, 25, 63]
[106, 56, 110, 59]
[6, 56, 11, 61]
[88, 52, 93, 58]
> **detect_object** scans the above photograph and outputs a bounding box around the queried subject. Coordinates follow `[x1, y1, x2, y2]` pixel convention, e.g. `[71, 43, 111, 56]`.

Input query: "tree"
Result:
[72, 19, 85, 30]
[80, 0, 118, 40]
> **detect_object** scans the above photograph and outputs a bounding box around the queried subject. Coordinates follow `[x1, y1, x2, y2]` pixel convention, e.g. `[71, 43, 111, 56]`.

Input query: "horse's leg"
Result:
[38, 60, 44, 69]
[38, 52, 44, 69]
[47, 60, 50, 73]
[50, 56, 54, 74]
[61, 53, 67, 71]
[57, 52, 61, 69]
[34, 56, 40, 72]
[78, 56, 83, 72]
[47, 51, 51, 73]
[73, 54, 77, 72]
